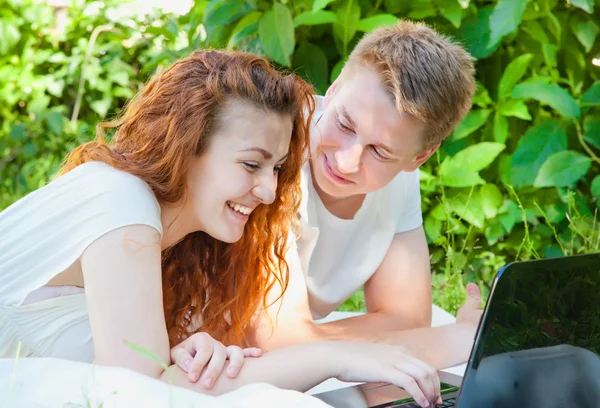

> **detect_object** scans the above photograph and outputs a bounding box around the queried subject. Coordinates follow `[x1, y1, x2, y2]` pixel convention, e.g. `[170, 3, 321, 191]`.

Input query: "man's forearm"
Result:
[257, 314, 475, 370]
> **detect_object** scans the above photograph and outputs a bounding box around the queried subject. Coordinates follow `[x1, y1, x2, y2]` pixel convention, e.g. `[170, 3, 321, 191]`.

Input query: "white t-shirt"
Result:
[0, 162, 162, 360]
[297, 96, 423, 319]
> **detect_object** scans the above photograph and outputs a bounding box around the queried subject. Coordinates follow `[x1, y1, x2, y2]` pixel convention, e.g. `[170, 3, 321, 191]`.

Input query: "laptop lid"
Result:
[456, 252, 600, 407]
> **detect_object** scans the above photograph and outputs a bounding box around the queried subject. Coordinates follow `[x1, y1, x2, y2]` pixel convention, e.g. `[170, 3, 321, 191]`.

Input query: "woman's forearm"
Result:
[159, 342, 338, 395]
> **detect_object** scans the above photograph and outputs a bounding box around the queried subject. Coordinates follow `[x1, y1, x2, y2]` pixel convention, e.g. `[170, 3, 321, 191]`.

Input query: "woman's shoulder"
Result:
[0, 161, 163, 237]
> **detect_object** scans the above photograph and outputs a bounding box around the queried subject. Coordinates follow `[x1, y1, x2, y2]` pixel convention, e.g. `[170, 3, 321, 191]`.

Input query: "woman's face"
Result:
[186, 99, 293, 243]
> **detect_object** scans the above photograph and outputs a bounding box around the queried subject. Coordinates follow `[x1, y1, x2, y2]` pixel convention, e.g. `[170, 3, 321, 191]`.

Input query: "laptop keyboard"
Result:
[394, 397, 457, 407]
[438, 397, 457, 407]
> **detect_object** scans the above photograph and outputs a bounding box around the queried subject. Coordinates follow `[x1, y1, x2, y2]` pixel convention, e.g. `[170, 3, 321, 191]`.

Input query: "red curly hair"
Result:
[59, 50, 315, 347]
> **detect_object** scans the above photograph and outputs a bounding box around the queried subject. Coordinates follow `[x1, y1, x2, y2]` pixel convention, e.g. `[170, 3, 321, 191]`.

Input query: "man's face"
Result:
[310, 66, 435, 199]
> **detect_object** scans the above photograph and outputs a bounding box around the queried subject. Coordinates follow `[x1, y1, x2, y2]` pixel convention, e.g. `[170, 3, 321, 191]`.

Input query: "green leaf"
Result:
[511, 121, 567, 187]
[424, 214, 443, 243]
[440, 0, 464, 29]
[534, 151, 592, 188]
[313, 0, 335, 12]
[499, 201, 521, 233]
[294, 10, 336, 27]
[542, 44, 558, 67]
[569, 0, 594, 13]
[494, 113, 509, 143]
[522, 20, 549, 44]
[583, 115, 600, 149]
[498, 99, 531, 120]
[581, 82, 600, 106]
[488, 0, 528, 47]
[45, 111, 63, 135]
[449, 193, 485, 228]
[498, 53, 533, 99]
[10, 123, 25, 142]
[228, 11, 262, 48]
[293, 42, 329, 95]
[334, 0, 361, 51]
[499, 154, 512, 186]
[90, 98, 112, 118]
[457, 7, 501, 59]
[440, 142, 506, 187]
[452, 109, 492, 140]
[480, 183, 504, 219]
[570, 16, 599, 53]
[27, 95, 50, 115]
[511, 83, 581, 119]
[591, 176, 600, 198]
[546, 13, 562, 44]
[331, 58, 346, 82]
[407, 7, 438, 20]
[0, 17, 21, 55]
[203, 0, 246, 31]
[485, 223, 505, 245]
[259, 3, 295, 66]
[357, 14, 399, 32]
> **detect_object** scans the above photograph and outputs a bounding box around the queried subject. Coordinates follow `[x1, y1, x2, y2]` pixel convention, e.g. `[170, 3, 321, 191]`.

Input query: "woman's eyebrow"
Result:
[240, 147, 273, 159]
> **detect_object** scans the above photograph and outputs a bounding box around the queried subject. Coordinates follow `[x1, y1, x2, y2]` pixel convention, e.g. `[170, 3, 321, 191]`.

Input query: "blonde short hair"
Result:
[346, 20, 476, 149]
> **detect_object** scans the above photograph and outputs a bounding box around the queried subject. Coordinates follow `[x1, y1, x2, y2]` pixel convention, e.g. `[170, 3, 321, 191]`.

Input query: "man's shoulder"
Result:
[381, 169, 420, 197]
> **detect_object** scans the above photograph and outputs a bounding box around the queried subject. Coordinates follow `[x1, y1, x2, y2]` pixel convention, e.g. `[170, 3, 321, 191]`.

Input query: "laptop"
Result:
[314, 252, 600, 407]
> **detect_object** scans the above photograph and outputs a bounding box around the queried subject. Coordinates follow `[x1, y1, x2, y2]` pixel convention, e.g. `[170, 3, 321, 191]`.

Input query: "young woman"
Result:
[0, 50, 440, 407]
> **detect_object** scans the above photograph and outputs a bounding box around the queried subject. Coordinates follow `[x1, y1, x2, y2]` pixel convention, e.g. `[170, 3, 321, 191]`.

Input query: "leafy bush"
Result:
[1, 0, 599, 313]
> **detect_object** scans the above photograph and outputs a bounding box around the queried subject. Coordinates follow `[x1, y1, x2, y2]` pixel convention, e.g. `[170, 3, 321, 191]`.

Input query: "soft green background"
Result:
[1, 0, 600, 314]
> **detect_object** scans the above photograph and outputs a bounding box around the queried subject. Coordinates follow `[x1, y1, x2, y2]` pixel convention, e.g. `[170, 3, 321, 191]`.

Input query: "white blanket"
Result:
[0, 357, 331, 408]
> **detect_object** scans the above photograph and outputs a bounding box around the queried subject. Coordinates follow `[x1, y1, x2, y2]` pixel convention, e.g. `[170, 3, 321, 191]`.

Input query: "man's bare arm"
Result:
[251, 228, 480, 369]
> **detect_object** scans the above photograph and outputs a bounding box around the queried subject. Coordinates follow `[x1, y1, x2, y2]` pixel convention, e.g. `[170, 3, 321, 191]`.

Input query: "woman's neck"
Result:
[159, 200, 197, 250]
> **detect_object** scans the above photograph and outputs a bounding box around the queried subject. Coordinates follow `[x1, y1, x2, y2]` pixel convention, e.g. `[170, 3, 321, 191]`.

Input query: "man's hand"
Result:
[170, 332, 262, 389]
[456, 283, 484, 333]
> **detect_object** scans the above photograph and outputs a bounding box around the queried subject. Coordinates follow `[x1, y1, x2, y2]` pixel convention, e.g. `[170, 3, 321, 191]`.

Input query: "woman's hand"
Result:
[332, 342, 441, 408]
[170, 332, 262, 389]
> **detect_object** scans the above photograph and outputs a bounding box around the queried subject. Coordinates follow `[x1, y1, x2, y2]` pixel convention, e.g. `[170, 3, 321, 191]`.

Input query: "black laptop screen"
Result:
[458, 252, 600, 408]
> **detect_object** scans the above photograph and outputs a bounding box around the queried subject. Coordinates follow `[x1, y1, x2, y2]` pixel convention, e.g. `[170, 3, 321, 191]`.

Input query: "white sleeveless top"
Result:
[0, 162, 162, 361]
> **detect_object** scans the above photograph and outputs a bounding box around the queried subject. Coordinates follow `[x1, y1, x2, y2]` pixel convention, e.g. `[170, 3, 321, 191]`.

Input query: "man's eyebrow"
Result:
[240, 147, 273, 160]
[339, 106, 357, 129]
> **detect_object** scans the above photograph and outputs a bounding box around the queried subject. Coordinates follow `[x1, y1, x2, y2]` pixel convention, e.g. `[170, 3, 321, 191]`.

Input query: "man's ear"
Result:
[323, 77, 341, 109]
[405, 143, 440, 172]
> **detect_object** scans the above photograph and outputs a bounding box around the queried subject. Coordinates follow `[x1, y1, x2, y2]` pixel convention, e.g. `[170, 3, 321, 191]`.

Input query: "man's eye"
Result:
[336, 117, 352, 132]
[371, 146, 389, 160]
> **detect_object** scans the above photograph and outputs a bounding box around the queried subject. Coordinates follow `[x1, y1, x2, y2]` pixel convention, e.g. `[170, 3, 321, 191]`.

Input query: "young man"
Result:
[251, 20, 482, 370]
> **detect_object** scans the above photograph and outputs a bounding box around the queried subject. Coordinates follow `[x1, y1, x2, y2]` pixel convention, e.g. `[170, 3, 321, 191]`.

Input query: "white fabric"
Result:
[298, 96, 423, 319]
[0, 162, 163, 360]
[0, 358, 330, 408]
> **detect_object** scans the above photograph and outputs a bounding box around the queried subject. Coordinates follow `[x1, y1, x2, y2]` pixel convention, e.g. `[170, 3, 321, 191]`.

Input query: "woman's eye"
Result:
[274, 165, 283, 174]
[243, 162, 260, 171]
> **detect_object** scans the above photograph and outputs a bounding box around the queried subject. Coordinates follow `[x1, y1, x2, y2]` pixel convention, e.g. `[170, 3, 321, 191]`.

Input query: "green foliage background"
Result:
[1, 0, 600, 313]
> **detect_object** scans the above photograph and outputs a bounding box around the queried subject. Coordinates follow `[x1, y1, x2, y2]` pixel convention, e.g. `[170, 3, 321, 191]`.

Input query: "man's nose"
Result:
[335, 142, 362, 174]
